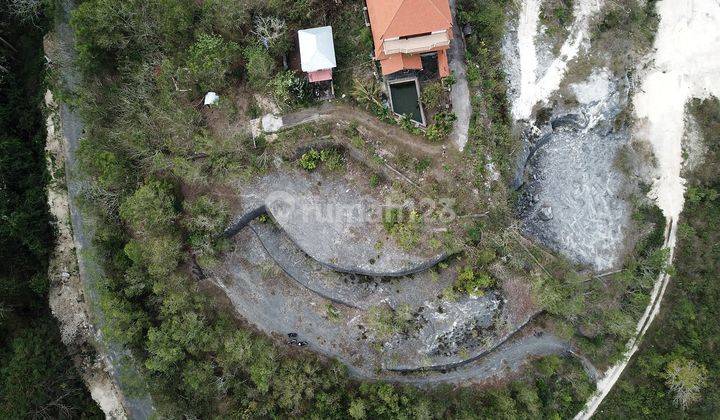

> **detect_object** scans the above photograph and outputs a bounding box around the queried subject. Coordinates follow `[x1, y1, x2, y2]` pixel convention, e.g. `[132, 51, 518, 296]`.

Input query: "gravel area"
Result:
[448, 0, 471, 150]
[207, 222, 539, 377]
[506, 7, 638, 272]
[234, 166, 450, 276]
[252, 222, 455, 310]
[516, 70, 634, 272]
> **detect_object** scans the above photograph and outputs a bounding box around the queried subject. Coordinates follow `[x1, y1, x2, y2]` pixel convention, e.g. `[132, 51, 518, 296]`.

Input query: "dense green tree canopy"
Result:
[0, 1, 99, 416]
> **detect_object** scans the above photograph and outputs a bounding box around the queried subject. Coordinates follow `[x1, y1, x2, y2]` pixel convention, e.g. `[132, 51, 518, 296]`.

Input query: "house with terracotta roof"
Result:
[365, 0, 453, 78]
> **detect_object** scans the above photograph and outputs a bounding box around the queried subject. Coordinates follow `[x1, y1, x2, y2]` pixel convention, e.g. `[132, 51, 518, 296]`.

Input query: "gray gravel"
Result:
[208, 219, 555, 379]
[392, 333, 570, 385]
[515, 72, 635, 272]
[235, 169, 449, 276]
[252, 221, 455, 310]
[448, 0, 471, 150]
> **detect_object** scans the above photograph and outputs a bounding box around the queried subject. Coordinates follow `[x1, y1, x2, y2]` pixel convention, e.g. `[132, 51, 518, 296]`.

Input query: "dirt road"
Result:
[55, 0, 155, 417]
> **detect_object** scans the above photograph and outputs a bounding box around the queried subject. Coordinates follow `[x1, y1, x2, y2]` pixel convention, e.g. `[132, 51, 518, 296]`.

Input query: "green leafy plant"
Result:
[243, 44, 276, 88]
[367, 304, 414, 339]
[298, 148, 344, 171]
[182, 196, 229, 265]
[414, 157, 432, 174]
[441, 74, 456, 88]
[351, 77, 382, 110]
[268, 70, 308, 109]
[477, 248, 497, 266]
[119, 180, 178, 236]
[389, 210, 422, 250]
[299, 149, 321, 171]
[665, 358, 708, 409]
[369, 173, 380, 188]
[425, 111, 457, 142]
[326, 304, 341, 322]
[382, 208, 400, 232]
[399, 114, 422, 135]
[320, 148, 344, 171]
[185, 33, 239, 91]
[420, 81, 445, 111]
[454, 266, 495, 296]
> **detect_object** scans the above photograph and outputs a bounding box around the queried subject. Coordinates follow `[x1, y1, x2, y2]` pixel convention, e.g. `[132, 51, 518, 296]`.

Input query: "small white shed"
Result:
[298, 26, 337, 82]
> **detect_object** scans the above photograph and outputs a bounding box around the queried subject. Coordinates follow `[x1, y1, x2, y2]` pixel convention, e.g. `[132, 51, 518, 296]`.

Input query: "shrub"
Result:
[477, 248, 497, 266]
[533, 272, 585, 318]
[390, 210, 422, 250]
[72, 0, 193, 72]
[686, 186, 718, 204]
[382, 208, 400, 231]
[320, 148, 344, 171]
[243, 44, 276, 89]
[298, 148, 343, 171]
[0, 324, 103, 418]
[420, 81, 445, 111]
[252, 16, 289, 56]
[199, 0, 251, 35]
[351, 77, 383, 112]
[299, 149, 321, 171]
[119, 180, 178, 236]
[268, 70, 308, 109]
[183, 196, 228, 238]
[359, 27, 373, 51]
[665, 358, 708, 409]
[183, 196, 229, 263]
[425, 111, 457, 142]
[414, 157, 432, 174]
[326, 304, 341, 321]
[124, 235, 182, 277]
[442, 74, 456, 87]
[399, 114, 422, 135]
[185, 33, 239, 91]
[92, 151, 131, 191]
[454, 266, 494, 296]
[466, 221, 484, 244]
[367, 304, 414, 338]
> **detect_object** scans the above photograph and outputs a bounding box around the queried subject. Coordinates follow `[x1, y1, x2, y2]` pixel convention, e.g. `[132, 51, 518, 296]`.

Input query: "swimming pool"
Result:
[388, 79, 425, 125]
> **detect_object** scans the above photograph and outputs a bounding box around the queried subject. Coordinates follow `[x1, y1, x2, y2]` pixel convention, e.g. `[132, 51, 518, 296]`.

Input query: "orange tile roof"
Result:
[382, 53, 423, 74]
[366, 0, 453, 59]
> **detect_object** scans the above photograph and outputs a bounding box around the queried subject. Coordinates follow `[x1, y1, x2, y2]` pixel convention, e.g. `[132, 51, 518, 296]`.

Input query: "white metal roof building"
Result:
[298, 26, 337, 82]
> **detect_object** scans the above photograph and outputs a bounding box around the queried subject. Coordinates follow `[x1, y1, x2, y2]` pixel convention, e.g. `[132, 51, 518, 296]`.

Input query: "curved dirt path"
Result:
[279, 102, 446, 157]
[448, 0, 471, 150]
